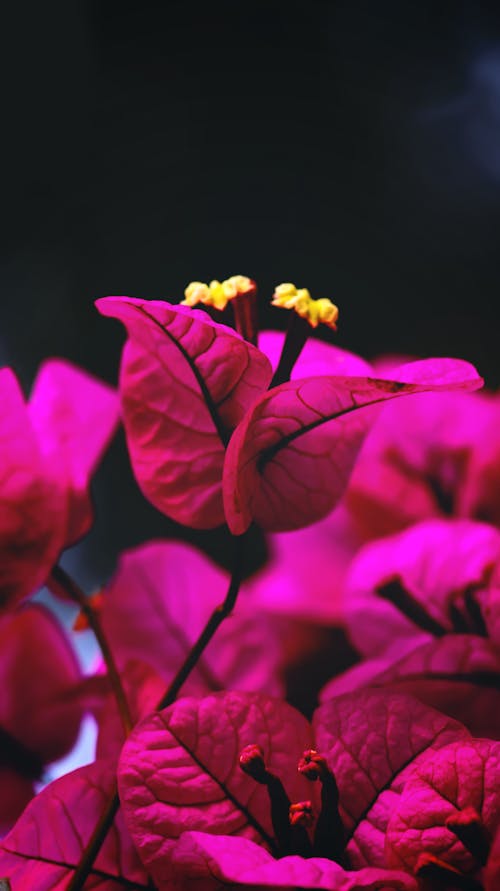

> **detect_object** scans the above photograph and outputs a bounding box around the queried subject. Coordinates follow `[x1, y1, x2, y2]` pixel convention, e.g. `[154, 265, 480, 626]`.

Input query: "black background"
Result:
[3, 0, 500, 582]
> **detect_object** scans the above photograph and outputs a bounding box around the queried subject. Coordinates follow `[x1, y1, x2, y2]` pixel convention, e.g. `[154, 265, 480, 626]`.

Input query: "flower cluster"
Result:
[1, 275, 499, 891]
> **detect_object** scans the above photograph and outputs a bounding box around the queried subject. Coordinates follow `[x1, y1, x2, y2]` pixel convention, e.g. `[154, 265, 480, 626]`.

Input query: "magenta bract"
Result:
[386, 738, 500, 880]
[116, 689, 468, 884]
[97, 296, 482, 532]
[347, 386, 500, 536]
[344, 518, 500, 658]
[223, 359, 483, 534]
[169, 831, 417, 890]
[96, 296, 272, 528]
[0, 360, 118, 610]
[0, 761, 149, 889]
[100, 539, 283, 697]
[321, 634, 500, 739]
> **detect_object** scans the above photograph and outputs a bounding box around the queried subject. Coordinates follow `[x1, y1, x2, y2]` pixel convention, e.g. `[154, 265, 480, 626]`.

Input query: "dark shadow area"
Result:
[3, 0, 500, 580]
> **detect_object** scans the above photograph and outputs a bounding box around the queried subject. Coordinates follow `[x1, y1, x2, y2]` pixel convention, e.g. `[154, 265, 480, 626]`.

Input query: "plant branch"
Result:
[157, 531, 246, 710]
[50, 564, 132, 736]
[64, 532, 247, 891]
[66, 784, 120, 891]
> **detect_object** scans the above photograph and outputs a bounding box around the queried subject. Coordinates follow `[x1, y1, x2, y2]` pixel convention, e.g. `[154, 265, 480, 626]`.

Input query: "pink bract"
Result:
[0, 361, 118, 610]
[223, 359, 483, 534]
[313, 689, 468, 869]
[346, 386, 500, 536]
[321, 634, 500, 739]
[97, 297, 482, 533]
[27, 359, 119, 544]
[96, 296, 272, 528]
[386, 738, 500, 879]
[117, 691, 318, 885]
[344, 518, 500, 658]
[0, 761, 149, 889]
[100, 539, 283, 698]
[117, 689, 468, 884]
[169, 831, 417, 890]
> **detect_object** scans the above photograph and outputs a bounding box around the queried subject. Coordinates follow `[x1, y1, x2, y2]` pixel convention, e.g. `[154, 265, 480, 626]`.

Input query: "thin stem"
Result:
[156, 532, 246, 710]
[232, 290, 259, 346]
[270, 313, 309, 388]
[66, 785, 120, 891]
[50, 564, 133, 736]
[65, 532, 247, 891]
[375, 577, 448, 637]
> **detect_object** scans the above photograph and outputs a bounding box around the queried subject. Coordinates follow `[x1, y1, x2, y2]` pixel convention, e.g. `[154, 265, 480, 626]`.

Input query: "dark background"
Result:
[3, 0, 500, 583]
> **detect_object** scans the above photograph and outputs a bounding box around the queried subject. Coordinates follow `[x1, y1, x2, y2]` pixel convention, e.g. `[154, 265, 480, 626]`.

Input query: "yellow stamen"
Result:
[272, 282, 339, 330]
[182, 275, 255, 311]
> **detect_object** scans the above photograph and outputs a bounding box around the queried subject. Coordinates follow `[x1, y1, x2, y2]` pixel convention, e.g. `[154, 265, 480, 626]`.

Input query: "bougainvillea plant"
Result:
[2, 274, 498, 891]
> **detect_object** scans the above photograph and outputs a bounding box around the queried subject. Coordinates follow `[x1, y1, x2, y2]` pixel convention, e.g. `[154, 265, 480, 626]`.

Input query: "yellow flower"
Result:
[272, 282, 339, 330]
[182, 275, 255, 311]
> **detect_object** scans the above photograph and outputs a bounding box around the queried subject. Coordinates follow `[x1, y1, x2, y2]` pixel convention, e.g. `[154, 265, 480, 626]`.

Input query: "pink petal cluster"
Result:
[114, 689, 467, 887]
[343, 518, 500, 658]
[4, 282, 500, 891]
[96, 297, 482, 533]
[316, 519, 500, 736]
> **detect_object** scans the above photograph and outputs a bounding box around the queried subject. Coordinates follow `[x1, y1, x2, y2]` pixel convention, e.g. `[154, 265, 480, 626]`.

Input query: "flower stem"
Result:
[156, 532, 246, 710]
[65, 532, 247, 891]
[66, 783, 120, 891]
[270, 312, 310, 388]
[49, 564, 133, 737]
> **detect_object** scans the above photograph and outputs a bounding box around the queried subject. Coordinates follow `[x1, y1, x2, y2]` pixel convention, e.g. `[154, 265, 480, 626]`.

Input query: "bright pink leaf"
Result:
[100, 539, 283, 698]
[313, 690, 470, 869]
[0, 369, 66, 610]
[169, 831, 417, 890]
[386, 739, 500, 878]
[117, 692, 317, 885]
[223, 359, 483, 534]
[321, 634, 500, 739]
[28, 359, 119, 545]
[96, 297, 272, 528]
[0, 761, 149, 890]
[344, 519, 500, 658]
